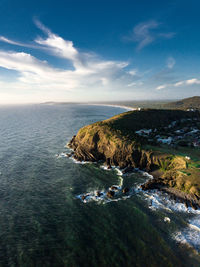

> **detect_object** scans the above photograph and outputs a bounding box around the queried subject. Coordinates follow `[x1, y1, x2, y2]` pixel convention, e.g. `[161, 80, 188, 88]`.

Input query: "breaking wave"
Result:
[57, 151, 200, 252]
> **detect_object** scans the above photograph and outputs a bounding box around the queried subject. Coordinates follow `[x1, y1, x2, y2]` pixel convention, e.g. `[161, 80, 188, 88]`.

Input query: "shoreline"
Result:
[61, 146, 200, 252]
[79, 103, 137, 111]
[62, 147, 200, 210]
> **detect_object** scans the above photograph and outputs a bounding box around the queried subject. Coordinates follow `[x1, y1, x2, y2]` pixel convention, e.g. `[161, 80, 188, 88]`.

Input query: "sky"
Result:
[0, 0, 200, 104]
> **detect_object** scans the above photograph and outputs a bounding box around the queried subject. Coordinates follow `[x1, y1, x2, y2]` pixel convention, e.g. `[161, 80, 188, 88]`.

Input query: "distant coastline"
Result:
[42, 101, 136, 111]
[80, 103, 136, 111]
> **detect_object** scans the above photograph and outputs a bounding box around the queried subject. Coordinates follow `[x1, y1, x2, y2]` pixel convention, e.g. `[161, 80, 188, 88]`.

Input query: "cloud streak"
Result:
[166, 56, 175, 69]
[156, 78, 200, 90]
[126, 20, 175, 50]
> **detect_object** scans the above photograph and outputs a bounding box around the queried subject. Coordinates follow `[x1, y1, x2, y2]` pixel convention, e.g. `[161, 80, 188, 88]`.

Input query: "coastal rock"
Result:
[96, 191, 103, 197]
[110, 186, 118, 191]
[122, 166, 134, 174]
[141, 178, 165, 191]
[81, 195, 87, 201]
[122, 187, 129, 194]
[107, 191, 115, 198]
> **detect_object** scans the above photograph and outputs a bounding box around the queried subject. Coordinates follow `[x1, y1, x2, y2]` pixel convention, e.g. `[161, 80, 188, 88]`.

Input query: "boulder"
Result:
[107, 190, 115, 198]
[96, 191, 103, 197]
[122, 187, 130, 194]
[110, 186, 118, 190]
[81, 195, 86, 201]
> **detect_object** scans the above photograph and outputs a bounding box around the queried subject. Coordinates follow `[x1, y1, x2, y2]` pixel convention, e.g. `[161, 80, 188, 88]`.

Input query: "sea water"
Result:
[0, 104, 199, 267]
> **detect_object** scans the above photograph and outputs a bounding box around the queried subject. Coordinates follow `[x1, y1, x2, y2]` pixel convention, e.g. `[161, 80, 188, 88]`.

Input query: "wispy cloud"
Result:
[166, 56, 175, 69]
[0, 20, 142, 103]
[156, 78, 200, 90]
[0, 36, 39, 49]
[128, 68, 138, 76]
[125, 20, 175, 50]
[174, 81, 184, 87]
[0, 36, 24, 46]
[174, 78, 200, 86]
[156, 84, 167, 90]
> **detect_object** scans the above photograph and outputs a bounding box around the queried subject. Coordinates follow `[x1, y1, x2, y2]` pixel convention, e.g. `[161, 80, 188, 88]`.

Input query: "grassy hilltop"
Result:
[164, 96, 200, 110]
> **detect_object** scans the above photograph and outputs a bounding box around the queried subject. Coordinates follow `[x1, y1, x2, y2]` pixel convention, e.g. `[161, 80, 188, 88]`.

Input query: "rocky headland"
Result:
[69, 109, 200, 208]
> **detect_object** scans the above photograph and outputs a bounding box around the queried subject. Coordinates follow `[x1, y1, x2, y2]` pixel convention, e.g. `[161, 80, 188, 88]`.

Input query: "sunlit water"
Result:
[0, 104, 199, 267]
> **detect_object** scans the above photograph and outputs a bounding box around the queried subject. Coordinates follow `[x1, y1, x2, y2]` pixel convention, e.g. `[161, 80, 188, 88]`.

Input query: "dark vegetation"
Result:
[164, 96, 200, 110]
[102, 109, 199, 137]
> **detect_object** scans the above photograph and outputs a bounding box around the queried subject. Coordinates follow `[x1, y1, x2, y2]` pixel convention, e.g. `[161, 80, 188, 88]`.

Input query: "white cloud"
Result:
[128, 69, 137, 76]
[0, 36, 24, 46]
[126, 20, 175, 50]
[0, 20, 141, 104]
[35, 23, 79, 66]
[156, 84, 167, 90]
[127, 82, 136, 87]
[174, 81, 184, 87]
[173, 78, 200, 87]
[156, 77, 200, 91]
[167, 57, 175, 69]
[186, 78, 200, 85]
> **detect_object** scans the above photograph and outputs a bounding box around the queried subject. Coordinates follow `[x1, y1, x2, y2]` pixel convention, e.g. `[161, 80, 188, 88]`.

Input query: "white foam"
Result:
[65, 143, 73, 149]
[71, 154, 200, 251]
[76, 189, 134, 204]
[56, 152, 68, 158]
[164, 217, 171, 223]
[139, 170, 154, 179]
[173, 215, 200, 251]
[76, 189, 120, 204]
[70, 157, 89, 165]
[140, 189, 200, 215]
[115, 167, 123, 176]
[76, 171, 134, 205]
[138, 187, 200, 251]
[109, 185, 121, 191]
[100, 165, 111, 171]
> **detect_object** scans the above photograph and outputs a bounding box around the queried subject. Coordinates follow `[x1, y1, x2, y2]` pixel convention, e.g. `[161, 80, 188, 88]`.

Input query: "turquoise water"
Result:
[0, 104, 199, 267]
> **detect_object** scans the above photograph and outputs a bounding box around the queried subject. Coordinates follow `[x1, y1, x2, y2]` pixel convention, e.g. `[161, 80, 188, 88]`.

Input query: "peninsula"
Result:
[69, 98, 200, 208]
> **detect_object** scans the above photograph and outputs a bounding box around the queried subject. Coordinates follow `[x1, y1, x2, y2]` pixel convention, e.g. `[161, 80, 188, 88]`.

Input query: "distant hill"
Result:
[164, 96, 200, 110]
[41, 96, 200, 110]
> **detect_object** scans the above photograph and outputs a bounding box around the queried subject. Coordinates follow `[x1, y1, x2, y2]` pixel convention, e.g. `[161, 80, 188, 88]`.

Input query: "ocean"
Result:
[0, 104, 199, 267]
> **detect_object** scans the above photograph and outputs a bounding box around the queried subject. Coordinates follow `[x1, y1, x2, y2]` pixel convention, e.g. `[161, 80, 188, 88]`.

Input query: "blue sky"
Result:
[0, 0, 200, 103]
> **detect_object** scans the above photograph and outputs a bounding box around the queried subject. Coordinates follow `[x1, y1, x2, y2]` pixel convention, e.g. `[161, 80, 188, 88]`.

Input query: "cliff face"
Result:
[70, 122, 150, 168]
[69, 119, 184, 171]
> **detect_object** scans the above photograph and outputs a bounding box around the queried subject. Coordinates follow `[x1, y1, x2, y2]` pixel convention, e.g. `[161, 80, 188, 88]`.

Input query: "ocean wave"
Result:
[75, 166, 137, 204]
[137, 187, 200, 251]
[70, 154, 200, 251]
[55, 152, 69, 158]
[76, 187, 133, 204]
[70, 157, 90, 165]
[139, 188, 200, 215]
[56, 152, 90, 165]
[172, 216, 200, 251]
